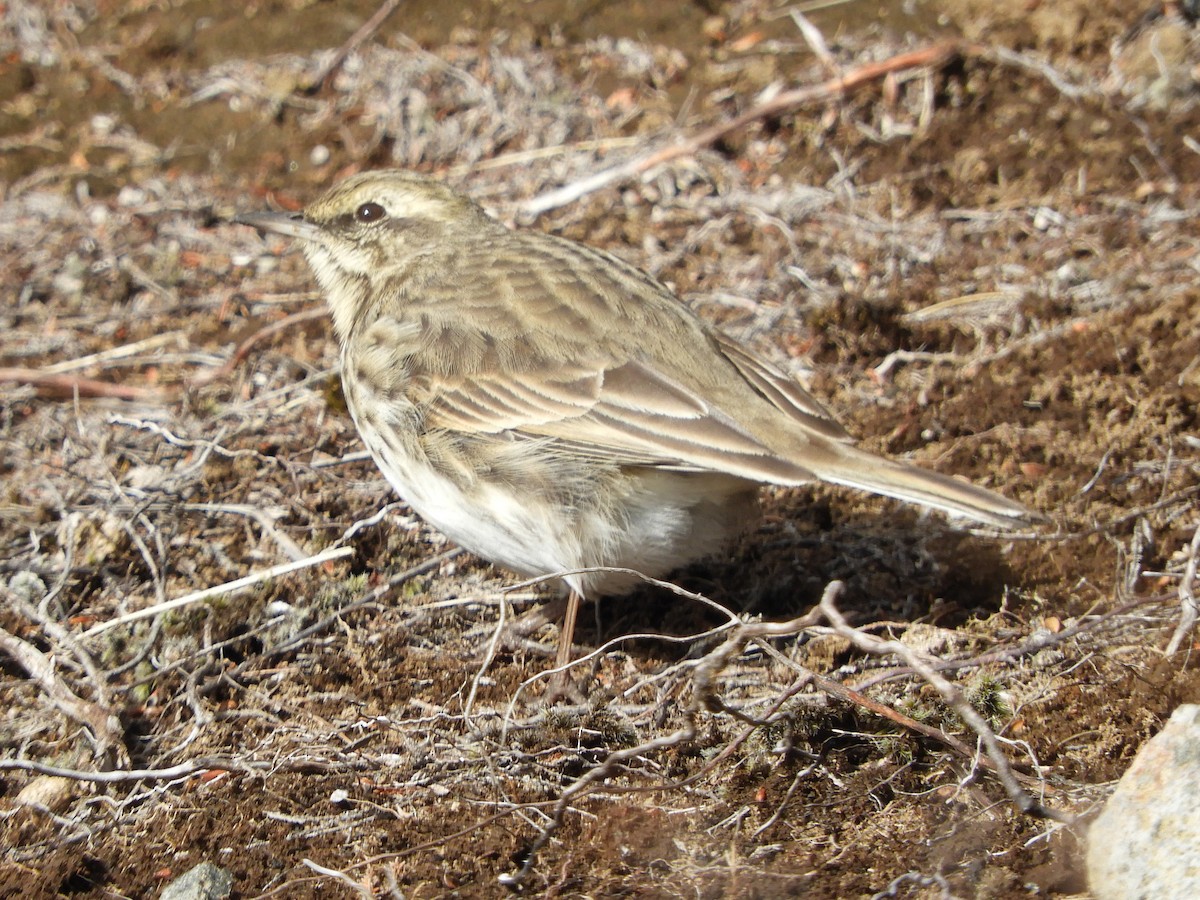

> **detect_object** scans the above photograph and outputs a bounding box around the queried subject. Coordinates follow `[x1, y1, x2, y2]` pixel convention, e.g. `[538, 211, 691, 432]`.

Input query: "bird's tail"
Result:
[811, 443, 1041, 529]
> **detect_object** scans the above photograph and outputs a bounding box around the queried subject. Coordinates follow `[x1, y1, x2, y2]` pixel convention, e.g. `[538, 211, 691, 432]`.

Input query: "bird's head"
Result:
[237, 169, 491, 340]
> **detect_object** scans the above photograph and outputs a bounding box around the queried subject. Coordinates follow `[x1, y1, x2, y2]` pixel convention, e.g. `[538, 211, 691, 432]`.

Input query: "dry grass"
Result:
[2, 1, 1200, 896]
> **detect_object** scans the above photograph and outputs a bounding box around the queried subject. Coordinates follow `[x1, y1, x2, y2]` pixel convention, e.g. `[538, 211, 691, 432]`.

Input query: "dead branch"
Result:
[501, 585, 830, 888]
[850, 592, 1173, 691]
[307, 0, 404, 94]
[0, 624, 124, 765]
[1164, 521, 1200, 654]
[81, 545, 354, 638]
[0, 756, 248, 783]
[808, 669, 995, 765]
[1, 303, 326, 405]
[520, 41, 963, 217]
[816, 586, 1074, 824]
[185, 305, 327, 389]
[300, 858, 375, 899]
[0, 366, 168, 402]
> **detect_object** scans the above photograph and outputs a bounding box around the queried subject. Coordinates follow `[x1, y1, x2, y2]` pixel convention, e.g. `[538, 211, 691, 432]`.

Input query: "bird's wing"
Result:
[710, 332, 851, 443]
[345, 230, 824, 484]
[422, 354, 819, 483]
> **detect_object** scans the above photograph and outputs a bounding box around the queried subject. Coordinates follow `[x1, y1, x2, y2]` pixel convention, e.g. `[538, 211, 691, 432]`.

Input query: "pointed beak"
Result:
[233, 211, 321, 242]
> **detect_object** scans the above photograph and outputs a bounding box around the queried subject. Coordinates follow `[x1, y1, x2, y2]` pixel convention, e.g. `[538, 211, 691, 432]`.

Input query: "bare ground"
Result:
[2, 0, 1199, 897]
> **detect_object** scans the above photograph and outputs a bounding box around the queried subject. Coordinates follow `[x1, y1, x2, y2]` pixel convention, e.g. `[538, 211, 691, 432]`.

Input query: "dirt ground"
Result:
[2, 0, 1199, 897]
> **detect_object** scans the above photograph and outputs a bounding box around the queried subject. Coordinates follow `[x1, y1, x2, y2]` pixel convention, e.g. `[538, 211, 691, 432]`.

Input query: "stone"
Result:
[1087, 704, 1200, 899]
[159, 862, 233, 900]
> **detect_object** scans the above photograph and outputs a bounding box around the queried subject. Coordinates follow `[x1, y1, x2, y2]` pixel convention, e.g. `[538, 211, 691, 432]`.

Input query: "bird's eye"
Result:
[355, 202, 386, 223]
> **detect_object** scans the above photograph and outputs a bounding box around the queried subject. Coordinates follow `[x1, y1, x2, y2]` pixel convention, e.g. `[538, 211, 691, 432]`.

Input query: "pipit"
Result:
[238, 169, 1037, 697]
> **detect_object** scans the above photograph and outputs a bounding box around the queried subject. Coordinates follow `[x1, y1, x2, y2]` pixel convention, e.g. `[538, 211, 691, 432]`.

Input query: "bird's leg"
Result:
[544, 589, 587, 704]
[555, 589, 581, 672]
[472, 590, 588, 703]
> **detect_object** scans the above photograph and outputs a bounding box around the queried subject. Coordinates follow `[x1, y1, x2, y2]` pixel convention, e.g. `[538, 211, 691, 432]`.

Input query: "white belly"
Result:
[354, 416, 757, 598]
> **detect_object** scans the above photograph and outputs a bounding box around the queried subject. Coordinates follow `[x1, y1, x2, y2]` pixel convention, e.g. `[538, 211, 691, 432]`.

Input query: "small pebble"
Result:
[159, 862, 232, 900]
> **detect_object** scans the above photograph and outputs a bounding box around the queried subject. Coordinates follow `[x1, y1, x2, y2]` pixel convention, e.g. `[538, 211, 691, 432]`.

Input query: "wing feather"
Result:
[418, 355, 815, 483]
[355, 234, 836, 485]
[713, 333, 851, 442]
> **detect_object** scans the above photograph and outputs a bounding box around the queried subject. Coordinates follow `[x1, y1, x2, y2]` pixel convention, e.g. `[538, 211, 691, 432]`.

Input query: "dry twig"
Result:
[81, 545, 354, 638]
[500, 583, 829, 887]
[520, 41, 963, 217]
[0, 367, 168, 402]
[307, 0, 405, 94]
[1164, 522, 1200, 654]
[186, 305, 327, 389]
[816, 585, 1074, 824]
[0, 624, 124, 765]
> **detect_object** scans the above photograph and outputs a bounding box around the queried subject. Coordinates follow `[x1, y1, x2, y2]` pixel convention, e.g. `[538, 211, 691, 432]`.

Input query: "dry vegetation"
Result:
[2, 0, 1200, 897]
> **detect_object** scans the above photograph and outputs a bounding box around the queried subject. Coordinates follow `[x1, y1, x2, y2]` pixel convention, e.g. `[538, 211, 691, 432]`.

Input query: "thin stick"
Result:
[1, 303, 327, 401]
[503, 592, 829, 886]
[186, 306, 327, 388]
[248, 549, 461, 663]
[81, 545, 354, 638]
[301, 859, 374, 899]
[817, 584, 1074, 823]
[308, 0, 404, 94]
[183, 502, 309, 562]
[39, 331, 187, 375]
[0, 756, 247, 783]
[464, 589, 508, 720]
[1165, 522, 1200, 654]
[520, 41, 962, 217]
[0, 367, 167, 401]
[0, 624, 124, 762]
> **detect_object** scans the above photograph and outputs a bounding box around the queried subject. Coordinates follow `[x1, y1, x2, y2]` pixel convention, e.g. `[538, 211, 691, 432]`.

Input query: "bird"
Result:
[237, 169, 1037, 698]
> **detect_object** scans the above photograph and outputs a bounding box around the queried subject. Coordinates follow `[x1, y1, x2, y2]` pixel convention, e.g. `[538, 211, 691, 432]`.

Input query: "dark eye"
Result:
[355, 202, 386, 223]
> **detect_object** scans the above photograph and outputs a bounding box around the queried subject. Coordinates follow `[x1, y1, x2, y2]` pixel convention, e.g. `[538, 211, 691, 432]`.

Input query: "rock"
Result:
[160, 862, 233, 900]
[15, 775, 77, 813]
[1087, 704, 1200, 899]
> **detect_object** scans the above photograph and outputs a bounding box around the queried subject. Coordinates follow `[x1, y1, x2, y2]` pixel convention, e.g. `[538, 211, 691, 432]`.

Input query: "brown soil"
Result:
[2, 0, 1199, 897]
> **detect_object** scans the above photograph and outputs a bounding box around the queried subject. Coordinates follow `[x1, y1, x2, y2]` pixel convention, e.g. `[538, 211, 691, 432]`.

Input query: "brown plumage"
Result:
[239, 169, 1038, 692]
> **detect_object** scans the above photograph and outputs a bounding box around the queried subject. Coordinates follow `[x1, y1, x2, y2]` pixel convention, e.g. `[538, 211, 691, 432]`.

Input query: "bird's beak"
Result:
[233, 211, 321, 242]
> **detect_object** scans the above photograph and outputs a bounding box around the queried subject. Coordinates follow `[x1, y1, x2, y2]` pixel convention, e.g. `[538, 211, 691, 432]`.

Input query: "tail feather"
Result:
[813, 444, 1040, 529]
